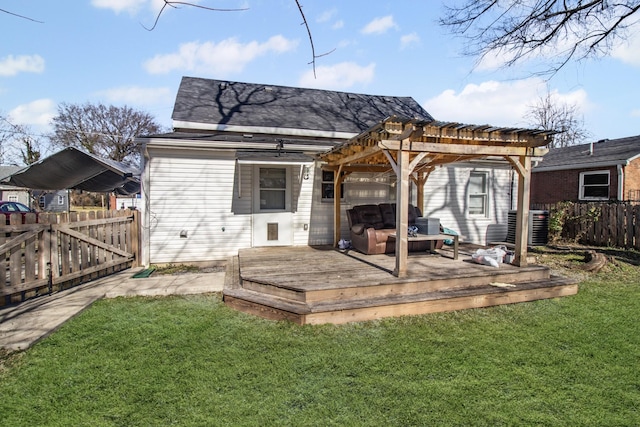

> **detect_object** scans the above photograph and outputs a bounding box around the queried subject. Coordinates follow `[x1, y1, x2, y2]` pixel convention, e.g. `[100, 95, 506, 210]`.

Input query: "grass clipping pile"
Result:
[153, 264, 225, 275]
[534, 244, 639, 280]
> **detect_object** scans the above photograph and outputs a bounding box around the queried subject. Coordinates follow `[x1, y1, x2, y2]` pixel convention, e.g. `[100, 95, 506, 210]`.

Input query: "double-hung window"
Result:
[259, 168, 287, 211]
[321, 170, 344, 201]
[468, 171, 488, 216]
[579, 170, 609, 200]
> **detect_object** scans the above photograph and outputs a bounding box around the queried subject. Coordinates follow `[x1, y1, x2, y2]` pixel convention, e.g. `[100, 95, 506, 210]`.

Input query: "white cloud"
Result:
[0, 54, 45, 77]
[8, 99, 56, 127]
[317, 8, 343, 29]
[144, 35, 298, 75]
[611, 32, 640, 67]
[91, 0, 174, 15]
[95, 86, 173, 106]
[400, 32, 420, 50]
[631, 109, 640, 118]
[423, 78, 589, 127]
[361, 15, 397, 35]
[91, 0, 147, 14]
[475, 33, 583, 71]
[299, 62, 375, 90]
[317, 9, 337, 23]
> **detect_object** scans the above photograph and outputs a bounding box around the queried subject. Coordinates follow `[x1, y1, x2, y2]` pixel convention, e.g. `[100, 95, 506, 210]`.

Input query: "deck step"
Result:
[240, 264, 552, 303]
[223, 275, 579, 325]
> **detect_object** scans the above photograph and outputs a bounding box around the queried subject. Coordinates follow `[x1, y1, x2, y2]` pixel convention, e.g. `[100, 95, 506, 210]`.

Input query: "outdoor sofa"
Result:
[346, 203, 443, 255]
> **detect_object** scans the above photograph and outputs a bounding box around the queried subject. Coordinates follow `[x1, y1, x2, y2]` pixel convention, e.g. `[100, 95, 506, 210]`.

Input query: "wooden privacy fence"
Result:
[533, 202, 640, 250]
[0, 209, 139, 306]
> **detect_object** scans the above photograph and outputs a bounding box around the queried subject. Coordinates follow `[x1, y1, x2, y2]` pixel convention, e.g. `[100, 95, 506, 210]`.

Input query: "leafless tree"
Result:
[525, 90, 590, 148]
[20, 135, 41, 165]
[49, 103, 165, 165]
[0, 114, 43, 165]
[440, 0, 640, 76]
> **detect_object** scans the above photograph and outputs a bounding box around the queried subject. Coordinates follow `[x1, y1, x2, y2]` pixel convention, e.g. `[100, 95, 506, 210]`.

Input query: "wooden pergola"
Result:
[317, 117, 553, 278]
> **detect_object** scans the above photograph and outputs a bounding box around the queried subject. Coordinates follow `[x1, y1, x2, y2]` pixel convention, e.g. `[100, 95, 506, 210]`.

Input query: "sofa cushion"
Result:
[379, 203, 396, 228]
[352, 204, 383, 225]
[408, 205, 418, 225]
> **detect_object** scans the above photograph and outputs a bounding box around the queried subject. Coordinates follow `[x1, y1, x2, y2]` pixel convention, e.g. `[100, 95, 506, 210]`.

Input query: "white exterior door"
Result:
[252, 166, 293, 246]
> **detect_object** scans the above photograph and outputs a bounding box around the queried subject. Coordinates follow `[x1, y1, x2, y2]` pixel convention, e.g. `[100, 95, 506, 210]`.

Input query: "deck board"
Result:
[224, 245, 579, 324]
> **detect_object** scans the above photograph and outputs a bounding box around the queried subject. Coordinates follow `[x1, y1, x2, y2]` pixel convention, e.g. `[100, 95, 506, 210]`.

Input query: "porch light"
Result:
[303, 166, 310, 180]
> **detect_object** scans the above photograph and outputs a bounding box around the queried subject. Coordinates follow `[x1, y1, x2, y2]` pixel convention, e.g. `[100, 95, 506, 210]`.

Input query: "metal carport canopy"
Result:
[1, 147, 140, 195]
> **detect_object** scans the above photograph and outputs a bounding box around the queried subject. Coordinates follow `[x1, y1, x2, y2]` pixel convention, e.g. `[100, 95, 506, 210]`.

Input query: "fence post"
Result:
[131, 209, 140, 267]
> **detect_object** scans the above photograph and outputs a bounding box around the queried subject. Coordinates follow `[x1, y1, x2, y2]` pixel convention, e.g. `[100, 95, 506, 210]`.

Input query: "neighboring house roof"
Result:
[534, 135, 640, 172]
[0, 165, 27, 191]
[171, 76, 434, 137]
[0, 166, 22, 180]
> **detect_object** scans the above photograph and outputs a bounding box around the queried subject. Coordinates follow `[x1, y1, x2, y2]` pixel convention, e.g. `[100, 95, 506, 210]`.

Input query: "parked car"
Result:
[0, 201, 38, 224]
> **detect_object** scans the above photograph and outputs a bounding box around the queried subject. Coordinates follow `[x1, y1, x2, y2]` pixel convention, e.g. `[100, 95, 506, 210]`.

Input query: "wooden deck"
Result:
[223, 244, 579, 325]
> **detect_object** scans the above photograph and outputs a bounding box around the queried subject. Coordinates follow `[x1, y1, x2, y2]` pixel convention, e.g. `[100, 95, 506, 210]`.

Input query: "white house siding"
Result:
[145, 147, 516, 264]
[420, 164, 515, 245]
[146, 148, 252, 264]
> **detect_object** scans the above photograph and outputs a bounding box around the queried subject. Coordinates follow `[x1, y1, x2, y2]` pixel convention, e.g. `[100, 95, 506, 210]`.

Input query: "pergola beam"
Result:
[379, 141, 547, 158]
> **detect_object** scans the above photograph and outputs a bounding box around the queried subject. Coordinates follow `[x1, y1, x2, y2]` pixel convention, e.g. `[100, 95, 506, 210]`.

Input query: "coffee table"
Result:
[389, 232, 459, 259]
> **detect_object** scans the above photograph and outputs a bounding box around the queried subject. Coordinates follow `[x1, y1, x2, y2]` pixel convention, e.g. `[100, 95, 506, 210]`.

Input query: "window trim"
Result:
[254, 166, 291, 212]
[321, 170, 345, 202]
[579, 170, 610, 201]
[468, 171, 489, 217]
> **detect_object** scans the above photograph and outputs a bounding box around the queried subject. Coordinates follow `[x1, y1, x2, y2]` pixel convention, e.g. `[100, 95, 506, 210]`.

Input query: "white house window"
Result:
[39, 196, 46, 209]
[580, 170, 610, 200]
[468, 172, 488, 216]
[58, 195, 65, 205]
[7, 195, 18, 202]
[321, 170, 344, 201]
[259, 168, 286, 210]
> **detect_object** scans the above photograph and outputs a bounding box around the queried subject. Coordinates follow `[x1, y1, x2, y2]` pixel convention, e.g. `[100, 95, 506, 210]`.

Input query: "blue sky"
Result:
[1, 0, 639, 162]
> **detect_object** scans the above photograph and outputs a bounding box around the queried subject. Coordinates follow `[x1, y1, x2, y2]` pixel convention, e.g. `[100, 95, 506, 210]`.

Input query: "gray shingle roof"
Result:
[534, 135, 640, 171]
[0, 166, 22, 180]
[172, 76, 433, 134]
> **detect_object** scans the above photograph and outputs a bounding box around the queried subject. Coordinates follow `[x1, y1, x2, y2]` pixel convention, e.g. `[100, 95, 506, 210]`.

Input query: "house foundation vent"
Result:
[506, 210, 549, 246]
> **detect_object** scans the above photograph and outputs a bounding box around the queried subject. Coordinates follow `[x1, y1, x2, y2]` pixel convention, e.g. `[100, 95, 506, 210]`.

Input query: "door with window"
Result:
[252, 166, 293, 246]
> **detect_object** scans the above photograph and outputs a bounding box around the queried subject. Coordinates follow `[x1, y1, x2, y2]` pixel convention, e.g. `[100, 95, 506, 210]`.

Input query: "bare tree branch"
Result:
[0, 7, 43, 23]
[440, 0, 640, 77]
[143, 0, 248, 31]
[294, 0, 335, 78]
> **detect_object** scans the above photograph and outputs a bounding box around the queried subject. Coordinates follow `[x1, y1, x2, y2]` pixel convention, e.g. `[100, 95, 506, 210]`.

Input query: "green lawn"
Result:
[1, 251, 639, 426]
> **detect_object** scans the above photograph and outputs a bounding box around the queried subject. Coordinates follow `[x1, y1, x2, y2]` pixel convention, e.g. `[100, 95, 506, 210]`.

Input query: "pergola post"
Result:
[332, 165, 344, 247]
[513, 154, 532, 267]
[394, 146, 411, 277]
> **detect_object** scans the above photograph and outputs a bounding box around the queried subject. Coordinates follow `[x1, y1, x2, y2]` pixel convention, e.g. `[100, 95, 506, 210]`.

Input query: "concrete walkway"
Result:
[0, 268, 225, 352]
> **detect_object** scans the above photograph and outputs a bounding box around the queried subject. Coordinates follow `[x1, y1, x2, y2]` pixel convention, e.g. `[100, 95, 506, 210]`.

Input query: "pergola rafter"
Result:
[317, 116, 553, 278]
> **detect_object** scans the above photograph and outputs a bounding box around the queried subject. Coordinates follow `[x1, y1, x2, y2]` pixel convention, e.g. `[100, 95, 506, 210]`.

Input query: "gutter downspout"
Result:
[140, 141, 151, 267]
[617, 164, 624, 201]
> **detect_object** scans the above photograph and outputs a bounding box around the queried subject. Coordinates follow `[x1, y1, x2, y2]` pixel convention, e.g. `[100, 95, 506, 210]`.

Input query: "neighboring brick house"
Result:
[531, 135, 640, 205]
